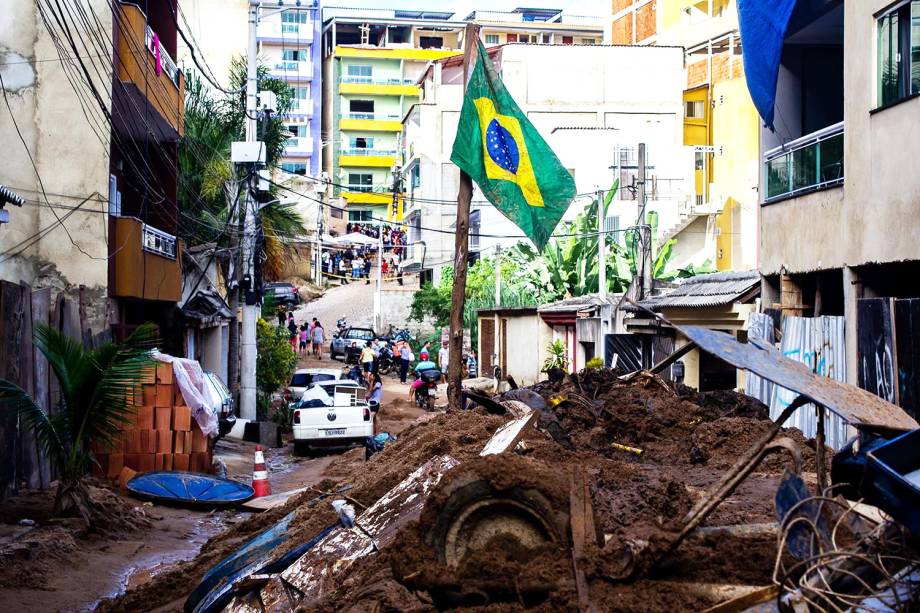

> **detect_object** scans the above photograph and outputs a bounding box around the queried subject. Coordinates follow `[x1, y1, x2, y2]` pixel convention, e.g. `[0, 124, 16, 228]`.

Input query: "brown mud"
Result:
[97, 371, 821, 612]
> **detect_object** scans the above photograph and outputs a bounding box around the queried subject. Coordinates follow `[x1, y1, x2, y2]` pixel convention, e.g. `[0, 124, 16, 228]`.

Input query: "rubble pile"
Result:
[100, 371, 820, 612]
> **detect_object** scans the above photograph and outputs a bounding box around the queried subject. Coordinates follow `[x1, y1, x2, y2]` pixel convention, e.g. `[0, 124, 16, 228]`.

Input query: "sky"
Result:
[324, 0, 604, 19]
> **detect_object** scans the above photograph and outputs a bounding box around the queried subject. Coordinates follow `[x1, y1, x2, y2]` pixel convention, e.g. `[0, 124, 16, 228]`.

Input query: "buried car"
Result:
[290, 380, 373, 454]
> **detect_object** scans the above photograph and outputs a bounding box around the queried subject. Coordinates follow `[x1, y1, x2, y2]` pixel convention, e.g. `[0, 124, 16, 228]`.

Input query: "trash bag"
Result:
[364, 432, 397, 460]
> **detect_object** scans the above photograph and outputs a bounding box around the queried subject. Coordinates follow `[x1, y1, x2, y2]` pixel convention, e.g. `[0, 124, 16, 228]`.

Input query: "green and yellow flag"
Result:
[451, 40, 576, 250]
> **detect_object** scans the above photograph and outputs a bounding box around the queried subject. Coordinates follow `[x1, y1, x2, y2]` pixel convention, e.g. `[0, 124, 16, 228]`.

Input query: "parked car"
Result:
[202, 371, 235, 437]
[286, 367, 341, 401]
[330, 327, 376, 363]
[291, 380, 372, 454]
[264, 282, 300, 306]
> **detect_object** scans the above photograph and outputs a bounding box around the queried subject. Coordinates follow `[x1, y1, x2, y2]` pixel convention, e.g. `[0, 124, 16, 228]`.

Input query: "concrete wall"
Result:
[379, 286, 435, 336]
[0, 0, 111, 321]
[759, 0, 920, 276]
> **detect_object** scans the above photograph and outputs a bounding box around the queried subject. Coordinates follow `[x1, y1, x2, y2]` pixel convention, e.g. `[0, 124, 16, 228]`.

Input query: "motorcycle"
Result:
[414, 369, 441, 411]
[376, 348, 395, 376]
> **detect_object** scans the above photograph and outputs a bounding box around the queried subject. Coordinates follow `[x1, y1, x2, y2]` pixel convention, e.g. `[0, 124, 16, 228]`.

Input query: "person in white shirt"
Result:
[438, 342, 449, 383]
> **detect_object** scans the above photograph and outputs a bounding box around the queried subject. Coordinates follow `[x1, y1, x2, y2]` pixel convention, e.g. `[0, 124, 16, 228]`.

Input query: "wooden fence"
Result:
[0, 280, 110, 500]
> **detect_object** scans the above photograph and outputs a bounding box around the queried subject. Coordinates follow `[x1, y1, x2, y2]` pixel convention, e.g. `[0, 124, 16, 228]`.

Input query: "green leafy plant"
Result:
[585, 356, 603, 370]
[256, 318, 297, 398]
[543, 339, 568, 372]
[261, 291, 278, 319]
[0, 324, 156, 526]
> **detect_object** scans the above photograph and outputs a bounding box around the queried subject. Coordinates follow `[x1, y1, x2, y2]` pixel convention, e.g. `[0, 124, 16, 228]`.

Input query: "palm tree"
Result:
[0, 324, 156, 526]
[178, 60, 308, 280]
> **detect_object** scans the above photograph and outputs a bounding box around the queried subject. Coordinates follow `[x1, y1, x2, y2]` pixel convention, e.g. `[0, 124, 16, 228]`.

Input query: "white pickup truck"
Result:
[291, 380, 373, 455]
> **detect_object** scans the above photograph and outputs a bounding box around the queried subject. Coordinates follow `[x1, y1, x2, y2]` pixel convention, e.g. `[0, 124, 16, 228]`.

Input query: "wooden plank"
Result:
[570, 470, 598, 612]
[31, 288, 51, 488]
[0, 281, 23, 499]
[240, 486, 310, 512]
[479, 411, 537, 456]
[18, 282, 40, 489]
[260, 455, 459, 609]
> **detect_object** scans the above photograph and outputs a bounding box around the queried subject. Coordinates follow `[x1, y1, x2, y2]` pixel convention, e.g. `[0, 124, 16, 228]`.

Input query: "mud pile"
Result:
[101, 372, 816, 612]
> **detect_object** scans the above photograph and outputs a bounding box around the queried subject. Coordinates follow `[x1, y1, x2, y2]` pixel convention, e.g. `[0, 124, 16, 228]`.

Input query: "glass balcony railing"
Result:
[764, 121, 844, 202]
[340, 148, 397, 156]
[144, 25, 181, 87]
[142, 223, 177, 259]
[340, 76, 415, 85]
[344, 185, 391, 193]
[341, 112, 402, 121]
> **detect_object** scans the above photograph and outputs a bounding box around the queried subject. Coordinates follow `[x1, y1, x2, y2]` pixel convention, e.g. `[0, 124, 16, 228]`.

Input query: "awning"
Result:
[181, 289, 232, 327]
[737, 0, 797, 129]
[329, 232, 379, 246]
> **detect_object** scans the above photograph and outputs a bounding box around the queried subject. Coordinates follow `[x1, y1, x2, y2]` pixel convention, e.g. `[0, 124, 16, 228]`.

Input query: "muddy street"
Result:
[0, 391, 426, 613]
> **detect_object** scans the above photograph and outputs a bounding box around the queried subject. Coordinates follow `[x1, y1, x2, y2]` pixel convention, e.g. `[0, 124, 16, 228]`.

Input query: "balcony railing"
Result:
[341, 112, 402, 121]
[144, 25, 181, 87]
[764, 121, 844, 202]
[340, 76, 415, 85]
[142, 223, 177, 259]
[284, 136, 314, 153]
[340, 148, 398, 156]
[272, 60, 312, 74]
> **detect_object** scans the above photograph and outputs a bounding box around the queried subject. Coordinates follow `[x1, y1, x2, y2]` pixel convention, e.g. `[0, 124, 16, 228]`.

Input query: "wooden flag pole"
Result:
[448, 24, 480, 411]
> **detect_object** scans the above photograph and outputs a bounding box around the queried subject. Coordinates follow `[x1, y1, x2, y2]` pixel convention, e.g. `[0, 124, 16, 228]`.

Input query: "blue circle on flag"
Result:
[485, 119, 519, 174]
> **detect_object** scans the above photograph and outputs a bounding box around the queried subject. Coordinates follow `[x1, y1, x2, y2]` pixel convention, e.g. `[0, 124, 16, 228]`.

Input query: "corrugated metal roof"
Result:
[637, 270, 761, 310]
[537, 292, 622, 313]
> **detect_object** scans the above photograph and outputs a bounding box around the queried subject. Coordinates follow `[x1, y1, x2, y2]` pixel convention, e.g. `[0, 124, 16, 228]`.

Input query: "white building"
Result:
[401, 43, 691, 282]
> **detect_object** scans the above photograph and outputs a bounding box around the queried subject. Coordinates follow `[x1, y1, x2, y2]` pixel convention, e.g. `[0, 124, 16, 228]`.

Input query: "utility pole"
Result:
[314, 177, 324, 285]
[493, 244, 501, 376]
[238, 1, 260, 421]
[596, 188, 606, 300]
[637, 142, 652, 301]
[226, 179, 241, 404]
[447, 23, 480, 411]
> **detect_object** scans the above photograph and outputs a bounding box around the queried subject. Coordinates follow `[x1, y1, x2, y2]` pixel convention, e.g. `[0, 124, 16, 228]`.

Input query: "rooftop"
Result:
[537, 292, 622, 313]
[635, 270, 761, 311]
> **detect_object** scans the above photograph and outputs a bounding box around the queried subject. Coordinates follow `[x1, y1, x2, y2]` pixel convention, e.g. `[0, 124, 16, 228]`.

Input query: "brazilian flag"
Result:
[451, 40, 576, 250]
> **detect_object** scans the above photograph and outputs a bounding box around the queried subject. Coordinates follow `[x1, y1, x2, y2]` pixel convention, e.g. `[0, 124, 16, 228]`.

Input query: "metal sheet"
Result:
[677, 325, 918, 432]
[744, 312, 775, 406]
[769, 316, 849, 449]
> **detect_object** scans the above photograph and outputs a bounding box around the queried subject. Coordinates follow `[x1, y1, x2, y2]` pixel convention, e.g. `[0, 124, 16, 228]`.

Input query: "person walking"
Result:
[364, 255, 372, 283]
[287, 316, 298, 350]
[438, 341, 449, 383]
[311, 320, 325, 359]
[366, 372, 383, 433]
[359, 342, 376, 385]
[338, 258, 348, 284]
[398, 342, 412, 384]
[298, 324, 309, 357]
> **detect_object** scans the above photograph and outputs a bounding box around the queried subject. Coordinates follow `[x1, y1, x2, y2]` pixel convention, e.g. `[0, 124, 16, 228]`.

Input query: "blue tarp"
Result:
[126, 471, 254, 507]
[737, 0, 798, 129]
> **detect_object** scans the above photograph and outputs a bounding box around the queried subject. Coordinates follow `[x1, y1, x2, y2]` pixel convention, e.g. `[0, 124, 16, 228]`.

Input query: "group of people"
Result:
[345, 223, 407, 252]
[278, 311, 325, 358]
[321, 246, 374, 282]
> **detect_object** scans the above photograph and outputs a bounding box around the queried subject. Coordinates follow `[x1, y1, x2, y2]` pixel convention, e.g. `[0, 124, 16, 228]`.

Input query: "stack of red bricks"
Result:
[93, 360, 213, 483]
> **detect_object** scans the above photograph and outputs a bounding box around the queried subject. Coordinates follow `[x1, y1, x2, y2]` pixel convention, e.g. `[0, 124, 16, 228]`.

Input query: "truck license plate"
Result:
[324, 428, 346, 436]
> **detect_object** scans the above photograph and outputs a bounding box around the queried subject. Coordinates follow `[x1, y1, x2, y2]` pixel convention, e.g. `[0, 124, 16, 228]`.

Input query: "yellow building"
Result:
[609, 0, 760, 272]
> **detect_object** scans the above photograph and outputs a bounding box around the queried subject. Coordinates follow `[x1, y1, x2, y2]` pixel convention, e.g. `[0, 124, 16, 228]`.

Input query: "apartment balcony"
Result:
[764, 122, 844, 203]
[339, 149, 398, 168]
[339, 112, 403, 132]
[339, 76, 419, 97]
[111, 217, 181, 302]
[341, 189, 394, 205]
[257, 20, 315, 43]
[335, 45, 460, 62]
[116, 3, 185, 136]
[268, 60, 313, 81]
[287, 98, 314, 117]
[283, 136, 314, 156]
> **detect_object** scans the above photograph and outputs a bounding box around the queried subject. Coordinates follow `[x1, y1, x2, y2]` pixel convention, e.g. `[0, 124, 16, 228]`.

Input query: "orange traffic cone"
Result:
[252, 445, 271, 498]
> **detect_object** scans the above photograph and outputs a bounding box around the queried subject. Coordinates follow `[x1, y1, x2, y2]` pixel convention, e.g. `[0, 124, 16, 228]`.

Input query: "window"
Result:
[281, 11, 308, 24]
[287, 124, 308, 137]
[562, 36, 573, 45]
[581, 38, 597, 45]
[282, 49, 307, 61]
[280, 162, 307, 175]
[348, 210, 373, 222]
[291, 86, 308, 99]
[877, 1, 920, 107]
[506, 33, 518, 43]
[347, 64, 372, 78]
[349, 99, 374, 113]
[694, 151, 705, 170]
[350, 136, 374, 148]
[685, 99, 705, 119]
[348, 173, 373, 192]
[410, 164, 420, 188]
[484, 34, 499, 44]
[419, 36, 444, 49]
[517, 34, 537, 43]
